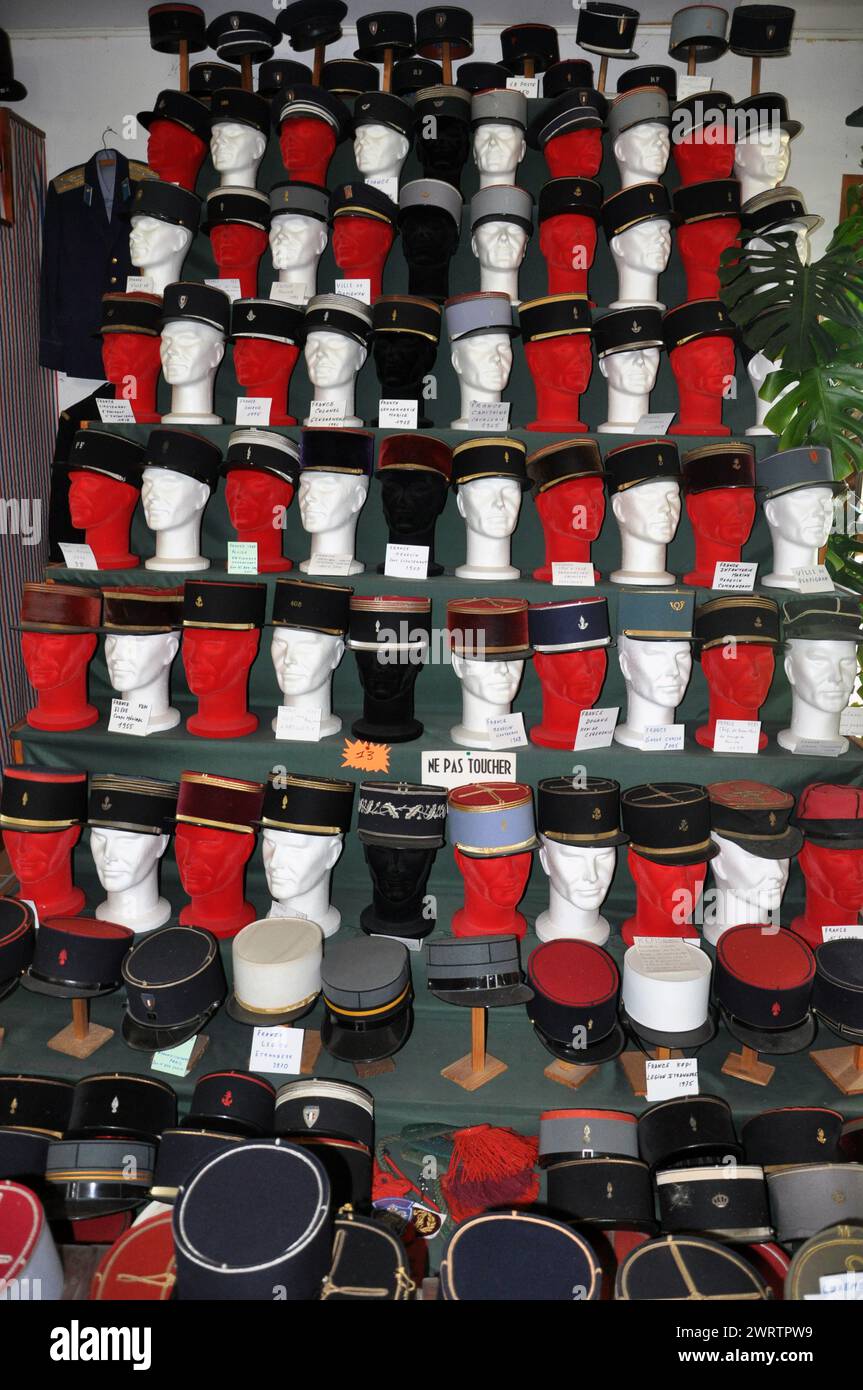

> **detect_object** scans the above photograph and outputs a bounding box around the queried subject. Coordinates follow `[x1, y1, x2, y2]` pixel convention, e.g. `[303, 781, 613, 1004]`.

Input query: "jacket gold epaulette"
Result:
[129, 162, 158, 181]
[52, 166, 85, 193]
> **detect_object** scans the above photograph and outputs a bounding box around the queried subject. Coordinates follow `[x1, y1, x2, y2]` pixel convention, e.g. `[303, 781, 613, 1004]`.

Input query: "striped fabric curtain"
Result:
[0, 111, 57, 768]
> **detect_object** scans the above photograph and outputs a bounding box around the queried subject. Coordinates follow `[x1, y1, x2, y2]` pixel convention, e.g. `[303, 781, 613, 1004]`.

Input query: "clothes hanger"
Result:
[98, 127, 118, 167]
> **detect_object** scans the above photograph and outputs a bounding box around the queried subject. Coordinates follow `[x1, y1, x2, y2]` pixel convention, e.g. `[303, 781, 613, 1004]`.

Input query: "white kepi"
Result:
[227, 916, 324, 1026]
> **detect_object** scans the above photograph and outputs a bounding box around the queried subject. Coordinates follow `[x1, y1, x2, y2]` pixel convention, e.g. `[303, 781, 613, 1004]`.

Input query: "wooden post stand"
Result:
[441, 41, 453, 87]
[47, 997, 113, 1060]
[619, 1045, 682, 1098]
[523, 58, 535, 81]
[382, 48, 394, 93]
[751, 55, 761, 96]
[721, 1042, 774, 1086]
[313, 43, 326, 87]
[597, 55, 608, 94]
[543, 1055, 598, 1091]
[441, 1006, 506, 1091]
[687, 45, 697, 77]
[354, 1055, 396, 1079]
[0, 1025, 5, 1049]
[301, 1028, 322, 1074]
[241, 54, 253, 92]
[178, 38, 190, 92]
[810, 1041, 863, 1096]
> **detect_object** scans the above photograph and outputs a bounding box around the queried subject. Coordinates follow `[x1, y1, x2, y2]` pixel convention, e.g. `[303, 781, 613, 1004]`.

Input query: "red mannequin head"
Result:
[799, 841, 863, 906]
[534, 647, 607, 705]
[455, 847, 532, 908]
[145, 118, 208, 191]
[543, 129, 603, 179]
[100, 334, 162, 422]
[673, 131, 735, 185]
[701, 643, 775, 709]
[175, 822, 255, 897]
[4, 825, 81, 885]
[526, 336, 593, 397]
[629, 849, 706, 920]
[278, 116, 338, 185]
[21, 631, 97, 690]
[535, 477, 606, 542]
[332, 217, 395, 300]
[686, 488, 755, 548]
[182, 627, 260, 694]
[233, 336, 299, 383]
[68, 472, 138, 533]
[539, 214, 598, 274]
[677, 218, 741, 298]
[226, 470, 294, 532]
[209, 223, 268, 299]
[672, 336, 736, 396]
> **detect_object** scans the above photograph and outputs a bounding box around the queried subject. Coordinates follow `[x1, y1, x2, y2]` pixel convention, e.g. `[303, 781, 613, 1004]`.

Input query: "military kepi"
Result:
[427, 935, 533, 1007]
[357, 781, 447, 849]
[617, 588, 694, 639]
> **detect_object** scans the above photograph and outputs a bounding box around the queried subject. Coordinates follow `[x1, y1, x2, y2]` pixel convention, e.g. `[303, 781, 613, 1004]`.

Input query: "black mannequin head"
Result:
[364, 843, 437, 906]
[379, 469, 448, 537]
[373, 331, 438, 399]
[400, 208, 460, 300]
[354, 648, 423, 704]
[416, 117, 470, 187]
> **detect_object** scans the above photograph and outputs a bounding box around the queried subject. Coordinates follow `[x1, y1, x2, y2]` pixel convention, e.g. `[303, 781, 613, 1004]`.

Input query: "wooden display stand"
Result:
[47, 998, 113, 1060]
[179, 38, 190, 91]
[722, 1043, 775, 1087]
[0, 1025, 5, 1049]
[441, 1006, 506, 1091]
[620, 1045, 683, 1098]
[810, 1041, 863, 1096]
[301, 1028, 322, 1074]
[354, 1056, 396, 1079]
[543, 1055, 598, 1091]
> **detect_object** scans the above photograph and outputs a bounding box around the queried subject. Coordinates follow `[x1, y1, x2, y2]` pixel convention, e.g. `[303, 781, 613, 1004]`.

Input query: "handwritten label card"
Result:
[249, 1026, 304, 1075]
[275, 705, 322, 742]
[712, 719, 762, 754]
[385, 543, 429, 579]
[96, 398, 135, 424]
[334, 278, 371, 304]
[468, 401, 511, 431]
[551, 562, 595, 586]
[712, 561, 757, 592]
[378, 399, 419, 430]
[643, 723, 685, 751]
[227, 542, 259, 575]
[646, 1057, 699, 1103]
[486, 712, 528, 749]
[60, 543, 98, 570]
[573, 707, 619, 750]
[793, 564, 834, 593]
[235, 397, 271, 426]
[307, 400, 347, 426]
[108, 699, 151, 736]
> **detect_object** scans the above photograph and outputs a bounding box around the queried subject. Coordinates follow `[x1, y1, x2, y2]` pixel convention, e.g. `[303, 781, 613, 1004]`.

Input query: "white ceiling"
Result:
[5, 0, 863, 32]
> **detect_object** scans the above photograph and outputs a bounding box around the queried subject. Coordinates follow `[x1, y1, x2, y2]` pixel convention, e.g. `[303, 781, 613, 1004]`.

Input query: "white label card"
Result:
[816, 1272, 863, 1299]
[821, 924, 863, 942]
[275, 705, 323, 742]
[793, 564, 834, 593]
[634, 936, 701, 971]
[421, 749, 516, 790]
[676, 75, 714, 99]
[840, 706, 863, 736]
[468, 400, 511, 431]
[227, 542, 259, 574]
[486, 712, 528, 749]
[205, 277, 242, 302]
[385, 543, 429, 579]
[96, 398, 135, 423]
[248, 1025, 304, 1075]
[643, 723, 685, 751]
[551, 562, 595, 586]
[60, 542, 99, 570]
[794, 737, 845, 758]
[305, 551, 354, 575]
[378, 399, 419, 430]
[633, 411, 675, 434]
[235, 397, 271, 426]
[573, 706, 619, 750]
[712, 561, 758, 592]
[125, 274, 153, 293]
[270, 281, 307, 305]
[646, 1057, 699, 1103]
[506, 76, 540, 98]
[712, 719, 762, 754]
[334, 278, 371, 305]
[307, 400, 347, 426]
[151, 1036, 198, 1076]
[108, 699, 151, 736]
[366, 174, 399, 203]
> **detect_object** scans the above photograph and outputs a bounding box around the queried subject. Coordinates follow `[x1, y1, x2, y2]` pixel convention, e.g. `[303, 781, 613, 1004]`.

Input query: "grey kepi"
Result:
[427, 934, 533, 1007]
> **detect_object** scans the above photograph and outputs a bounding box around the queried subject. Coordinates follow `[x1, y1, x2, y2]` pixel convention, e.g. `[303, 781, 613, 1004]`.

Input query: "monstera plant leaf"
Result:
[760, 344, 863, 479]
[719, 221, 863, 375]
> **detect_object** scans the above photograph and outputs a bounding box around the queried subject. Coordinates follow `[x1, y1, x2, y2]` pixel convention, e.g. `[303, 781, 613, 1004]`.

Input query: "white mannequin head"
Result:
[160, 319, 225, 386]
[600, 347, 661, 398]
[763, 487, 835, 550]
[539, 835, 617, 910]
[472, 122, 526, 182]
[104, 632, 180, 693]
[451, 333, 513, 393]
[456, 476, 522, 539]
[612, 478, 681, 543]
[614, 123, 670, 183]
[353, 123, 409, 178]
[142, 467, 209, 532]
[784, 639, 858, 714]
[610, 219, 672, 276]
[747, 349, 775, 391]
[304, 330, 366, 388]
[270, 627, 345, 695]
[129, 215, 193, 275]
[262, 827, 343, 900]
[750, 220, 811, 267]
[618, 634, 691, 707]
[451, 654, 524, 705]
[269, 211, 328, 271]
[710, 833, 789, 918]
[734, 127, 791, 188]
[210, 120, 267, 178]
[90, 827, 169, 893]
[471, 220, 529, 272]
[298, 470, 368, 535]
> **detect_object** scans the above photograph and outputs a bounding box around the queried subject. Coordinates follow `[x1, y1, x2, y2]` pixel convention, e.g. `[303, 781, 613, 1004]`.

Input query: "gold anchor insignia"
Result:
[592, 806, 602, 820]
[587, 1017, 593, 1029]
[754, 616, 763, 628]
[657, 452, 664, 464]
[21, 792, 28, 806]
[817, 1127, 826, 1145]
[679, 819, 689, 832]
[9, 1098, 17, 1114]
[575, 185, 582, 197]
[247, 309, 256, 322]
[391, 309, 398, 321]
[648, 191, 655, 203]
[670, 600, 685, 612]
[101, 796, 112, 811]
[195, 595, 203, 608]
[504, 451, 510, 463]
[732, 459, 741, 469]
[631, 320, 641, 334]
[178, 294, 188, 309]
[578, 615, 589, 630]
[768, 811, 777, 827]
[281, 795, 289, 810]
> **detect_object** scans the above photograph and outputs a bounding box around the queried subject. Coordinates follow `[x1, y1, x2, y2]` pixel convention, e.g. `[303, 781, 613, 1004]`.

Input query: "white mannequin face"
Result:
[600, 347, 661, 396]
[129, 215, 192, 270]
[353, 123, 409, 176]
[764, 487, 835, 549]
[451, 334, 513, 392]
[710, 833, 789, 913]
[734, 128, 791, 184]
[453, 653, 524, 704]
[611, 219, 671, 274]
[160, 320, 225, 385]
[210, 120, 266, 172]
[750, 221, 810, 266]
[298, 471, 368, 533]
[619, 635, 691, 707]
[262, 827, 341, 899]
[90, 827, 168, 892]
[613, 478, 681, 543]
[142, 467, 209, 531]
[269, 213, 328, 269]
[784, 639, 858, 713]
[456, 476, 522, 539]
[472, 122, 526, 175]
[270, 628, 344, 694]
[747, 349, 777, 388]
[539, 836, 617, 910]
[471, 221, 529, 271]
[614, 123, 670, 179]
[104, 632, 179, 692]
[304, 330, 366, 388]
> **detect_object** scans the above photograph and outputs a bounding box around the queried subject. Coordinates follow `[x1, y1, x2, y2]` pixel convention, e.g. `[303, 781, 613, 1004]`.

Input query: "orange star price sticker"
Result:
[341, 738, 391, 773]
